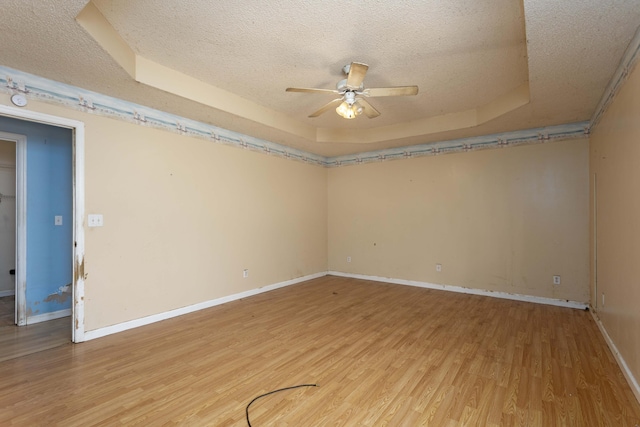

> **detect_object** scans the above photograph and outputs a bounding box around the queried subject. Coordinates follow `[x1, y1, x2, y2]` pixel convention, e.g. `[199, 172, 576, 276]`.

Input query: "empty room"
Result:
[0, 1, 639, 425]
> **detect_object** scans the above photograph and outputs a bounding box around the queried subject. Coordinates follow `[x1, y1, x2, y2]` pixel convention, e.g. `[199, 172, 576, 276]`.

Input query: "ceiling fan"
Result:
[286, 62, 419, 119]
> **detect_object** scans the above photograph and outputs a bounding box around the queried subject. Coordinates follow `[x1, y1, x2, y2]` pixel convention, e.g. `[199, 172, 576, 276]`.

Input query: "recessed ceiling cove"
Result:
[2, 0, 636, 157]
[79, 0, 530, 144]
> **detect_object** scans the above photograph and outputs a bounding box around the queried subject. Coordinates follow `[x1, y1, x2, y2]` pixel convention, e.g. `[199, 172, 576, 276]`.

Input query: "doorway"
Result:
[0, 104, 85, 351]
[0, 139, 16, 327]
[0, 126, 73, 360]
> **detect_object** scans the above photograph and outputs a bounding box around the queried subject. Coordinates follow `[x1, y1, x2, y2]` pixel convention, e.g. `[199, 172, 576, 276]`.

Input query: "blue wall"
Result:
[0, 116, 72, 318]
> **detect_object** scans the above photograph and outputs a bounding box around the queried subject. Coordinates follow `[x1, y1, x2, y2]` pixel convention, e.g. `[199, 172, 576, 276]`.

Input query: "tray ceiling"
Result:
[0, 1, 638, 157]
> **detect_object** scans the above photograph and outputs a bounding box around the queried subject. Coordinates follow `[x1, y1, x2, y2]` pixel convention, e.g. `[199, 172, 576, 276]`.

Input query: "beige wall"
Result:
[0, 98, 328, 331]
[328, 139, 590, 303]
[0, 92, 593, 335]
[590, 61, 640, 384]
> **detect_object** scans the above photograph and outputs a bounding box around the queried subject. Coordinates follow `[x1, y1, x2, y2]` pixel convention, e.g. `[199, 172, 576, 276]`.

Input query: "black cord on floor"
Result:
[246, 383, 318, 426]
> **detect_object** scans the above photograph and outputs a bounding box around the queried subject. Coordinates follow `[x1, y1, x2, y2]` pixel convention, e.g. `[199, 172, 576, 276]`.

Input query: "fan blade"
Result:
[346, 62, 368, 89]
[356, 98, 380, 118]
[363, 86, 419, 97]
[309, 98, 343, 117]
[286, 87, 339, 94]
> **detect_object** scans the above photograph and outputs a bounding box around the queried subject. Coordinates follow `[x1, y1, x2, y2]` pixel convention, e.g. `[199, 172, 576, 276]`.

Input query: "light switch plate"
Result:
[54, 215, 63, 226]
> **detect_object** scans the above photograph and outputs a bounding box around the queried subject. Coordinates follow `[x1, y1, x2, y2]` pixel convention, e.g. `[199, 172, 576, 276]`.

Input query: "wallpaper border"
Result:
[2, 65, 589, 167]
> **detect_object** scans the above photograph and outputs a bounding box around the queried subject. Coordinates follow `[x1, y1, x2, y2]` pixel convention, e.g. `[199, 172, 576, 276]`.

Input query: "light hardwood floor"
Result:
[0, 295, 71, 363]
[0, 317, 71, 363]
[0, 295, 14, 327]
[0, 276, 638, 426]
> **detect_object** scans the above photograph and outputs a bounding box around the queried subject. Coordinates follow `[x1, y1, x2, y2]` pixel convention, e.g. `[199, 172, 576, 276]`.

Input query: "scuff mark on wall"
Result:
[44, 283, 72, 304]
[74, 257, 84, 283]
[73, 253, 85, 338]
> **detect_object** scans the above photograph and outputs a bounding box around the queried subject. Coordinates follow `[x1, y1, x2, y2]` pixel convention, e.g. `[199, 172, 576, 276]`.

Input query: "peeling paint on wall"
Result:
[44, 283, 71, 304]
[74, 257, 84, 283]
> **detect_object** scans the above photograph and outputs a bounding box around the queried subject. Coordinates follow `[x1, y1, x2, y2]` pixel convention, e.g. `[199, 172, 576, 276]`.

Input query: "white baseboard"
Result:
[27, 309, 71, 324]
[0, 289, 15, 297]
[328, 271, 589, 310]
[82, 270, 589, 342]
[82, 272, 328, 342]
[590, 308, 640, 404]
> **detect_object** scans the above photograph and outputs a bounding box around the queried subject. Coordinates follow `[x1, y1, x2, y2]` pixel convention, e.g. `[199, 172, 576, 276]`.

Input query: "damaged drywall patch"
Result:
[44, 283, 72, 304]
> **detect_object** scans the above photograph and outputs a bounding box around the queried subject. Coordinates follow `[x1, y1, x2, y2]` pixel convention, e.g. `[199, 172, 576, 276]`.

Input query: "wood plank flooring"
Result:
[0, 317, 71, 363]
[0, 296, 71, 363]
[0, 295, 14, 327]
[0, 275, 638, 426]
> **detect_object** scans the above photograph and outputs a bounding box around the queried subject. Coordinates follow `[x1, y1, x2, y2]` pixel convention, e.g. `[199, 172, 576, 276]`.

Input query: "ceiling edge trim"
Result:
[326, 122, 589, 167]
[0, 66, 588, 169]
[590, 24, 640, 129]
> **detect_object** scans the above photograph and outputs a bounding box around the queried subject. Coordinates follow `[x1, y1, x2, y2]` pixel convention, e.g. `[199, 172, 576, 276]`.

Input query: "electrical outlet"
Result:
[347, 256, 351, 263]
[553, 275, 561, 285]
[436, 263, 442, 272]
[243, 269, 249, 278]
[88, 214, 104, 227]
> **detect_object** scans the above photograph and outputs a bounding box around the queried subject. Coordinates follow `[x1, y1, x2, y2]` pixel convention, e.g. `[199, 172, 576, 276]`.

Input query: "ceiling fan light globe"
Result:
[336, 101, 362, 120]
[336, 101, 356, 119]
[353, 101, 364, 116]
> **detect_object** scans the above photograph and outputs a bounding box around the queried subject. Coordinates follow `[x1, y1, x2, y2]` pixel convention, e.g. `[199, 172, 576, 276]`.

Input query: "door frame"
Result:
[0, 105, 85, 342]
[593, 172, 598, 311]
[0, 131, 26, 325]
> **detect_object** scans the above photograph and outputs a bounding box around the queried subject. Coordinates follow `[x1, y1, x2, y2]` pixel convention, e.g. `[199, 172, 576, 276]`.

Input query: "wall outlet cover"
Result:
[88, 214, 104, 227]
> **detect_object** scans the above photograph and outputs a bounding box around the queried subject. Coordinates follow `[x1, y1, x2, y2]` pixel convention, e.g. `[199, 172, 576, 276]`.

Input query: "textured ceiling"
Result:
[92, 0, 528, 127]
[0, 1, 639, 157]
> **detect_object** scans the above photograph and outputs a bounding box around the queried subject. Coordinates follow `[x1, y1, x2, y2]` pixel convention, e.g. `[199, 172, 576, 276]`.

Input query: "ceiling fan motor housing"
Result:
[344, 91, 356, 105]
[336, 79, 363, 93]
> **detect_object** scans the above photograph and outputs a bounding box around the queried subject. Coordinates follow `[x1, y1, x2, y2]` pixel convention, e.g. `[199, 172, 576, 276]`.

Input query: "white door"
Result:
[0, 140, 16, 300]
